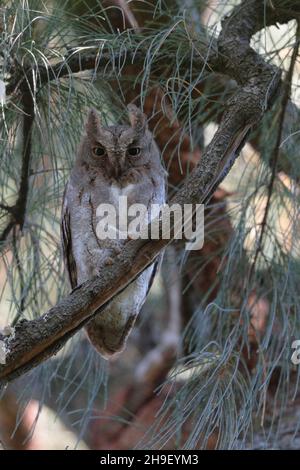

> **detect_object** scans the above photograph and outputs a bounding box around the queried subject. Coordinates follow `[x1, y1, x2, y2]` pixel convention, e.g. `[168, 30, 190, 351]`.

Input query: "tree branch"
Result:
[0, 89, 34, 246]
[0, 0, 297, 387]
[0, 204, 13, 213]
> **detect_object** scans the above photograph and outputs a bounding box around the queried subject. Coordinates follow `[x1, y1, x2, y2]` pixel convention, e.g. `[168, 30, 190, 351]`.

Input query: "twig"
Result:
[11, 227, 26, 326]
[6, 51, 143, 97]
[0, 204, 13, 213]
[15, 91, 35, 230]
[0, 220, 15, 244]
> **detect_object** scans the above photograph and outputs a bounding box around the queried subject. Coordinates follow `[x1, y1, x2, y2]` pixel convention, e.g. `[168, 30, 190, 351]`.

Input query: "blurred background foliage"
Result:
[0, 0, 300, 449]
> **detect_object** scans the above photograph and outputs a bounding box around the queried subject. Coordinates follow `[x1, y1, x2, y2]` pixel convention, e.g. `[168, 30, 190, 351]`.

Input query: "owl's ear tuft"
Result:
[86, 108, 102, 139]
[127, 104, 147, 133]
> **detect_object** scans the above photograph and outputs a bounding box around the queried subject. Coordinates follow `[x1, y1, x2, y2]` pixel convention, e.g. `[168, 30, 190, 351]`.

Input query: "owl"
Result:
[61, 104, 166, 358]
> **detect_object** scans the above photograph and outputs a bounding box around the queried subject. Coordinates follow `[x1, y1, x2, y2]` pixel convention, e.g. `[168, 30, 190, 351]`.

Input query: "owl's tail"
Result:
[85, 311, 137, 359]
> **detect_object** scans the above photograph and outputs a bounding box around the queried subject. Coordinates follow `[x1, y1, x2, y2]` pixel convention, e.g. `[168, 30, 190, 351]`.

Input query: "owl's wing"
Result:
[61, 186, 77, 289]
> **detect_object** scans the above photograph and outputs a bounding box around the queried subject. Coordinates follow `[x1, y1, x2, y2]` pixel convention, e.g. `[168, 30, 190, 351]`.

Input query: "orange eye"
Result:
[127, 147, 141, 157]
[93, 146, 106, 157]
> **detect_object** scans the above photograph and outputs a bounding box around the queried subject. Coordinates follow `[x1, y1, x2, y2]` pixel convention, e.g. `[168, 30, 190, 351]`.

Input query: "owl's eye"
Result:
[127, 147, 141, 157]
[93, 146, 106, 157]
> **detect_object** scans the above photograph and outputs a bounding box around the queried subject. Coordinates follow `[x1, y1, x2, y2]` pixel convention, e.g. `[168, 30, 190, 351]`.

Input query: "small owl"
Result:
[61, 104, 166, 358]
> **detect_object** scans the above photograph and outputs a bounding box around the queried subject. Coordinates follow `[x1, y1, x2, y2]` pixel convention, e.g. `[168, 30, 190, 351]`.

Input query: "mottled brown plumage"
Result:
[61, 105, 166, 358]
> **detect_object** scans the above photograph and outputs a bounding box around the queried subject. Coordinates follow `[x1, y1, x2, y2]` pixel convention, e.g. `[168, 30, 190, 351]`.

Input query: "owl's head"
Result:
[79, 104, 159, 180]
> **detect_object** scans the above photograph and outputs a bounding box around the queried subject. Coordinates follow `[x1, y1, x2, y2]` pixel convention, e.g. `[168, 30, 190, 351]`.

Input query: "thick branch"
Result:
[0, 0, 296, 386]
